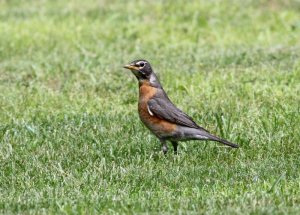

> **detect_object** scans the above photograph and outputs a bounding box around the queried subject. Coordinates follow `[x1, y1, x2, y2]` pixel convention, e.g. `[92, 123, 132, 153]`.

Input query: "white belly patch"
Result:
[147, 104, 154, 116]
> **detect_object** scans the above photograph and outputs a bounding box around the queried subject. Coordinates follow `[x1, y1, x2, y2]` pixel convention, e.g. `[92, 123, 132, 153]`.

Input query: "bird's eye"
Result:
[139, 62, 145, 67]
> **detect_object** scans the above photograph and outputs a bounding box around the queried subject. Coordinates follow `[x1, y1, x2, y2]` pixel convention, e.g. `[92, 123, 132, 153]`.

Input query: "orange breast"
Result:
[138, 81, 176, 137]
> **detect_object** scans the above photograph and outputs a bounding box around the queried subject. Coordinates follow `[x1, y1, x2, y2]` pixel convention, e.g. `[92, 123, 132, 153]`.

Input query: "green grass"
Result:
[1, 0, 300, 214]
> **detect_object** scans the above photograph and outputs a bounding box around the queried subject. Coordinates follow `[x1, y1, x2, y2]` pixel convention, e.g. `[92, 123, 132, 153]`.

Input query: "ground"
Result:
[0, 0, 300, 214]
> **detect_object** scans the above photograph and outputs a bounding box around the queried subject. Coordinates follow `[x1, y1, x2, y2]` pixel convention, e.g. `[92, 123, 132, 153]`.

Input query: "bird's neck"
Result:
[138, 73, 162, 89]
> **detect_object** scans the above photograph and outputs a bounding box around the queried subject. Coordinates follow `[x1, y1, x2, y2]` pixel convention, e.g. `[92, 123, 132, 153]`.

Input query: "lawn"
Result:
[0, 0, 300, 214]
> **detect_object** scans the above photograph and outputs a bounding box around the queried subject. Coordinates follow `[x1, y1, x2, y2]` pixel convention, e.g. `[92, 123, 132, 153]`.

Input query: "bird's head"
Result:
[123, 59, 154, 81]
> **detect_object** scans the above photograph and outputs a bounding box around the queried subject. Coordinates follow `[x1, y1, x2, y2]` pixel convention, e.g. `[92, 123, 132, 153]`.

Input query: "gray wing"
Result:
[147, 97, 209, 132]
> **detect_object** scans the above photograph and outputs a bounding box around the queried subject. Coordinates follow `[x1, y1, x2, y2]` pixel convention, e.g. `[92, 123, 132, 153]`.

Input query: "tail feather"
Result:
[197, 130, 239, 148]
[213, 137, 239, 148]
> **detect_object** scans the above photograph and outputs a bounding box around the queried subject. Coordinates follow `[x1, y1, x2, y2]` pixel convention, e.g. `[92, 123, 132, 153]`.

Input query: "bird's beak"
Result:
[123, 64, 139, 71]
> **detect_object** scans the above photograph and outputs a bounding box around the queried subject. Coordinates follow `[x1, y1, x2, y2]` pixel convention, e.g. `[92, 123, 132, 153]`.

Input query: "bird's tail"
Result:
[212, 136, 239, 148]
[195, 130, 239, 148]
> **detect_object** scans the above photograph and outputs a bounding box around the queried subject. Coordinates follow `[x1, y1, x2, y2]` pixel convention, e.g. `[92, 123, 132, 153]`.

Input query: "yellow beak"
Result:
[123, 64, 139, 70]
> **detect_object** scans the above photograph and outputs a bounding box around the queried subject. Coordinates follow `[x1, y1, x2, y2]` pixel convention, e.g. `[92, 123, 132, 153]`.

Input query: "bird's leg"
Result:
[160, 139, 168, 154]
[171, 141, 178, 154]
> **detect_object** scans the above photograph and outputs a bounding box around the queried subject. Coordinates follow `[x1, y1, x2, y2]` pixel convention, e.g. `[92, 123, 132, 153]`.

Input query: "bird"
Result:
[123, 59, 239, 154]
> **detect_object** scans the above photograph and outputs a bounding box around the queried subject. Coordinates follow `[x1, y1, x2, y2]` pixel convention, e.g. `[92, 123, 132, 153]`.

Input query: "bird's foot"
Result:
[171, 141, 178, 155]
[162, 144, 168, 155]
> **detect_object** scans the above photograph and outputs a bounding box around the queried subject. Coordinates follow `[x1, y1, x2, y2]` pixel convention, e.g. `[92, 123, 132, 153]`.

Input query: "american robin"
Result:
[123, 59, 239, 154]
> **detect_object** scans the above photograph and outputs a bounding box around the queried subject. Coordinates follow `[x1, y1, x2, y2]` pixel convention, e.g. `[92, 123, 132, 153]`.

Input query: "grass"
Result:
[0, 0, 300, 214]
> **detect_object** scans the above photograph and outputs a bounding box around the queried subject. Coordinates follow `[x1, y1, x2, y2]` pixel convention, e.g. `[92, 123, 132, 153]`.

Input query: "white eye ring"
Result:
[137, 61, 146, 67]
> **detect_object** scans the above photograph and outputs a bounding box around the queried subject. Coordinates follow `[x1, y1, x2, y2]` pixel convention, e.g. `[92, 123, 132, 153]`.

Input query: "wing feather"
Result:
[147, 97, 209, 132]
